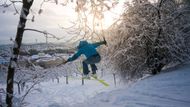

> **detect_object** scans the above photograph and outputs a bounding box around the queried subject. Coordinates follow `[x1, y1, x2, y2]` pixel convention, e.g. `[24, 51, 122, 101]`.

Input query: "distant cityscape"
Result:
[0, 42, 75, 53]
[0, 43, 75, 66]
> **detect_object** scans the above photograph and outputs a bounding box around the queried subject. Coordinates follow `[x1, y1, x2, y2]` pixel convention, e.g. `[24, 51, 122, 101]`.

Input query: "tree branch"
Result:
[24, 28, 60, 40]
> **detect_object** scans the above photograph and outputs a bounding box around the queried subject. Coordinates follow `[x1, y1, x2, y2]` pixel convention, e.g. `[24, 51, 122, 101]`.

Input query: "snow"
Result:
[30, 55, 39, 60]
[13, 41, 18, 49]
[30, 53, 56, 63]
[20, 8, 27, 19]
[30, 53, 52, 60]
[72, 64, 190, 107]
[1, 63, 190, 107]
[0, 56, 8, 64]
[22, 64, 190, 107]
[25, 73, 120, 107]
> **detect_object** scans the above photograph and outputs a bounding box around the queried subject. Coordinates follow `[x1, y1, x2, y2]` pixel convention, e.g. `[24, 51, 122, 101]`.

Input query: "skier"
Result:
[64, 39, 107, 79]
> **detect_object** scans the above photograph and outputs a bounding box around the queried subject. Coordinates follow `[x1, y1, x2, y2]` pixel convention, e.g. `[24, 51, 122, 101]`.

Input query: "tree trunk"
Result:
[6, 0, 34, 107]
[151, 0, 165, 74]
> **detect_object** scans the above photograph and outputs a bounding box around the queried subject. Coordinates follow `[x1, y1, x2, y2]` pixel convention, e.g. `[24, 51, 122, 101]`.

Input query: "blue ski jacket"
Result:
[67, 40, 105, 62]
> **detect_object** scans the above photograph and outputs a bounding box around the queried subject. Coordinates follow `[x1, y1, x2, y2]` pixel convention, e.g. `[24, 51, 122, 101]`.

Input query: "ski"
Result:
[91, 76, 109, 87]
[78, 66, 109, 87]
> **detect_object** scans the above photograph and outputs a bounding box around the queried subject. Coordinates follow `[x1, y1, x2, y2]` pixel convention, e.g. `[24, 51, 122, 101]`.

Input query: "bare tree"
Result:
[6, 0, 34, 106]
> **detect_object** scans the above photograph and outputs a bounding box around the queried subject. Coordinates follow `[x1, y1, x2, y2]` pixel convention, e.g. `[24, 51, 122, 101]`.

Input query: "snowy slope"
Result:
[1, 64, 190, 107]
[24, 72, 122, 107]
[71, 64, 190, 107]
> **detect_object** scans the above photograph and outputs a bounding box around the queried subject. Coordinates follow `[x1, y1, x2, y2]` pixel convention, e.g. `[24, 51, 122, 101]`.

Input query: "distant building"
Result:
[21, 43, 68, 51]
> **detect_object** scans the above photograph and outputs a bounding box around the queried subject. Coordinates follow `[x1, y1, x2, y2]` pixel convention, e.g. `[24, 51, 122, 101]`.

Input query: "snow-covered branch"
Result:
[106, 0, 190, 80]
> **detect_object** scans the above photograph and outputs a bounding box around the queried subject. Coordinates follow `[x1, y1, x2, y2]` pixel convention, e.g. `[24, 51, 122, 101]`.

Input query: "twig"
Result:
[20, 81, 39, 103]
[24, 28, 60, 40]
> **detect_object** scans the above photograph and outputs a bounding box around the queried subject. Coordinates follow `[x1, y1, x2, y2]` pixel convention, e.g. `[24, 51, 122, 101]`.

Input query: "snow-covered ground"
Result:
[21, 70, 122, 107]
[23, 64, 190, 107]
[1, 64, 190, 107]
[72, 64, 190, 107]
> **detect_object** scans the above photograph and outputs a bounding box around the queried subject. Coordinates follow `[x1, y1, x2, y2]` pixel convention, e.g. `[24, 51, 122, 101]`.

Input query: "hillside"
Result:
[72, 64, 190, 107]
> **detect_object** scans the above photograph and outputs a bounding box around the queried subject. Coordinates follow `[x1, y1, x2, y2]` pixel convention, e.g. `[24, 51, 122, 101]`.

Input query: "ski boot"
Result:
[91, 74, 97, 79]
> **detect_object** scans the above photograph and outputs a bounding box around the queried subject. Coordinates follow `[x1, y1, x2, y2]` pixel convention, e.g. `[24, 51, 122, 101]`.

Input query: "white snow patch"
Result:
[20, 8, 27, 19]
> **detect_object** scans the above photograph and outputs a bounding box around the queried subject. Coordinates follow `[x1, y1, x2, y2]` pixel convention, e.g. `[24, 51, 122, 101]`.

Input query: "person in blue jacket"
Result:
[65, 39, 107, 78]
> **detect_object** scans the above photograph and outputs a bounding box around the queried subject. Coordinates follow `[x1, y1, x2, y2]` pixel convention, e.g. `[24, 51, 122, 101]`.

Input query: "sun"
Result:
[31, 0, 125, 43]
[51, 0, 124, 29]
[102, 3, 124, 29]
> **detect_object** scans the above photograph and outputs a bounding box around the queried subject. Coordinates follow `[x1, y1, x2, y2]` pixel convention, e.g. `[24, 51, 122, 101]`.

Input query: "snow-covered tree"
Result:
[106, 0, 190, 80]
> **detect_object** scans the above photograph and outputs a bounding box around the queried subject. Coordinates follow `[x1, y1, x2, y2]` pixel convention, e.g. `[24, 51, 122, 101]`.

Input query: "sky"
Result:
[0, 0, 125, 45]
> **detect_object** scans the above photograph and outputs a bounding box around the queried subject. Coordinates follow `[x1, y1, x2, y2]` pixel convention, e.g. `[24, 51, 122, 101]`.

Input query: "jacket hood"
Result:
[77, 40, 88, 49]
